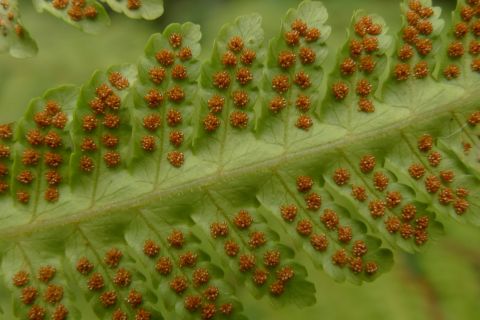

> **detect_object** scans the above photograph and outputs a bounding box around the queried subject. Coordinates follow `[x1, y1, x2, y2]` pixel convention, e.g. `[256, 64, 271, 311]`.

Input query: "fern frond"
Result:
[0, 0, 479, 319]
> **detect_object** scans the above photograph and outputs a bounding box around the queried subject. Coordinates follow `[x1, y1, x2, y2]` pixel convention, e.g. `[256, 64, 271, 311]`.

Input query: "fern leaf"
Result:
[101, 0, 164, 20]
[0, 0, 479, 319]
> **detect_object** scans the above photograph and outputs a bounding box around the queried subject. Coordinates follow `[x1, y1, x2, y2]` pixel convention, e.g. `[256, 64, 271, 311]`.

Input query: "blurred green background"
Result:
[2, 1, 479, 319]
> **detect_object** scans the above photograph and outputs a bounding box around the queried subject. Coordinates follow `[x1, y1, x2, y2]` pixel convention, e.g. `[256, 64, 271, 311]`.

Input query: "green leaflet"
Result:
[194, 13, 266, 168]
[1, 0, 164, 58]
[0, 0, 479, 319]
[101, 0, 164, 20]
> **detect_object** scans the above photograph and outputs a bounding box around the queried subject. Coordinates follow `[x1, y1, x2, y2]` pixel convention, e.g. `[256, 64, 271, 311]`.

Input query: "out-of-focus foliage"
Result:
[0, 0, 164, 58]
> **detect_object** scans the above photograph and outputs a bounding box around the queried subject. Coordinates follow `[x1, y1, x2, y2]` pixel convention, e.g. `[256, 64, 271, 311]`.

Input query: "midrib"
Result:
[0, 87, 477, 239]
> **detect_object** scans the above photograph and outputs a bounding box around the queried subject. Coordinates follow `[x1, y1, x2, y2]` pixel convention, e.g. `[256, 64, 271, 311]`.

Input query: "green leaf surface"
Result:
[102, 0, 164, 20]
[0, 0, 479, 319]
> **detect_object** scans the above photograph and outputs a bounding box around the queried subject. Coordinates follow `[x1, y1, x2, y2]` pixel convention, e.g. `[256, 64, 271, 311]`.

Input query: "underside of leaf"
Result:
[0, 0, 479, 319]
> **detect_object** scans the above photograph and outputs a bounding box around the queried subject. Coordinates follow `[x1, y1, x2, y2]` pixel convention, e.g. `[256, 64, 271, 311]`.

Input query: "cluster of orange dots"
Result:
[80, 72, 130, 173]
[383, 203, 430, 245]
[126, 0, 142, 10]
[203, 34, 257, 133]
[268, 17, 321, 130]
[408, 134, 470, 216]
[0, 0, 25, 38]
[444, 0, 480, 77]
[76, 248, 152, 320]
[16, 100, 68, 204]
[0, 123, 12, 196]
[468, 110, 480, 128]
[393, 0, 435, 81]
[50, 0, 98, 22]
[12, 265, 68, 320]
[12, 231, 241, 319]
[333, 15, 383, 113]
[209, 209, 296, 297]
[331, 153, 433, 247]
[141, 32, 193, 168]
[279, 175, 379, 276]
[143, 231, 237, 319]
